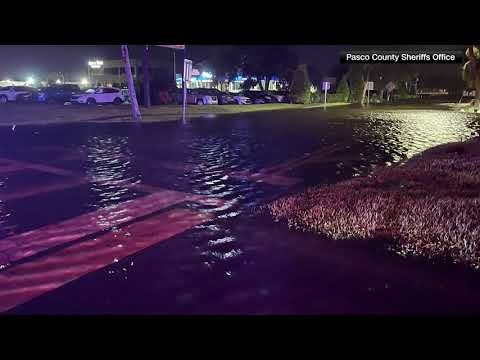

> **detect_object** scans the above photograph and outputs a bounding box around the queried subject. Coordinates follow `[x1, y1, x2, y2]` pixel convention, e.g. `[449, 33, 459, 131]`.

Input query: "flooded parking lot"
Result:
[1, 107, 480, 314]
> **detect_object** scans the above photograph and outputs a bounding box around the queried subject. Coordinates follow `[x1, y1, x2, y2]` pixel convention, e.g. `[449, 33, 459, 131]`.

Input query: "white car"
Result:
[231, 93, 252, 105]
[187, 89, 218, 105]
[70, 87, 124, 105]
[0, 86, 36, 104]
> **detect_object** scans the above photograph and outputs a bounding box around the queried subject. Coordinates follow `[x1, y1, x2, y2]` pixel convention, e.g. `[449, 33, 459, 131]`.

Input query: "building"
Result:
[0, 79, 27, 87]
[175, 66, 284, 93]
[88, 58, 168, 87]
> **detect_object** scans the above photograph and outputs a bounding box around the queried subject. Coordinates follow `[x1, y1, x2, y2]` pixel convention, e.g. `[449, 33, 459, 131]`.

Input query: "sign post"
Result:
[183, 59, 192, 122]
[322, 81, 330, 107]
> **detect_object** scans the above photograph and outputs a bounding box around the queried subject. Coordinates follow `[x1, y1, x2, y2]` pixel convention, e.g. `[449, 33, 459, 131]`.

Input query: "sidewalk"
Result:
[0, 102, 350, 126]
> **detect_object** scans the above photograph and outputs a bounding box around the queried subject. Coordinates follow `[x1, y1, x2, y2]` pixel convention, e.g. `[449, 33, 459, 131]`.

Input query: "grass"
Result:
[0, 102, 349, 126]
[261, 136, 480, 269]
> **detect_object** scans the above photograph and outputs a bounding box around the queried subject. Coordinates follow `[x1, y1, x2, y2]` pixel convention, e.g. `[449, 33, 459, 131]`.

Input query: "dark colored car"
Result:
[241, 91, 274, 104]
[169, 88, 189, 104]
[16, 87, 39, 103]
[37, 84, 82, 104]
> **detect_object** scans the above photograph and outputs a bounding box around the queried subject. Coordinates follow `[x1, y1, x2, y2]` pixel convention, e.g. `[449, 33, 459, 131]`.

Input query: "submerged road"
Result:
[1, 107, 480, 314]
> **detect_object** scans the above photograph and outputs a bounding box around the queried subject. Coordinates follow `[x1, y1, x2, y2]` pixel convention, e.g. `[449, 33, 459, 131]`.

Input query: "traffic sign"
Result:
[366, 81, 374, 90]
[184, 59, 193, 81]
[322, 81, 331, 91]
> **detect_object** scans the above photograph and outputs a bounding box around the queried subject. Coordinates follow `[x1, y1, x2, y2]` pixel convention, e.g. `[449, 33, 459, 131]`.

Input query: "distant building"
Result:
[175, 67, 283, 92]
[88, 58, 167, 87]
[0, 79, 27, 87]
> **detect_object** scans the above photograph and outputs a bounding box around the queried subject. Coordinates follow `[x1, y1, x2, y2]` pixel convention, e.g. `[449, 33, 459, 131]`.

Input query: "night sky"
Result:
[0, 45, 344, 81]
[0, 45, 465, 84]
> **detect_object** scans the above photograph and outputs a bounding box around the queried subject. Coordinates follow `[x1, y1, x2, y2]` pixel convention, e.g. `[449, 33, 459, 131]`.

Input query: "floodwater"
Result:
[1, 107, 480, 314]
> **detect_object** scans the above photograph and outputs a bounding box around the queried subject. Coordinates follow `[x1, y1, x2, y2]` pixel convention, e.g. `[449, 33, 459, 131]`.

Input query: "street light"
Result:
[26, 76, 35, 86]
[56, 79, 62, 84]
[81, 78, 89, 86]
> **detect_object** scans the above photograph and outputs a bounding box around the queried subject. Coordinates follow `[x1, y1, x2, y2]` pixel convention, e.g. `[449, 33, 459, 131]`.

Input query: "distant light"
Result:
[88, 60, 103, 69]
[201, 71, 213, 79]
[56, 79, 62, 84]
[26, 76, 35, 85]
[81, 78, 89, 85]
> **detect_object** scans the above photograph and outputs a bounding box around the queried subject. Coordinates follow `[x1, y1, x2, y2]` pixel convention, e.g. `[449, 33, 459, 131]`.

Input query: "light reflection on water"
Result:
[85, 135, 141, 230]
[355, 110, 480, 163]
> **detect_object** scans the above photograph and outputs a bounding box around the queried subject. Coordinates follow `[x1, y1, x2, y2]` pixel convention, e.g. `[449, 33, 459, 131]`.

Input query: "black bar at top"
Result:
[340, 51, 464, 64]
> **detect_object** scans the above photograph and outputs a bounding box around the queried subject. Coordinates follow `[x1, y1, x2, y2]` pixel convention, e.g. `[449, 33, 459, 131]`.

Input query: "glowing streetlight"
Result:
[81, 78, 89, 86]
[26, 76, 35, 86]
[56, 79, 62, 84]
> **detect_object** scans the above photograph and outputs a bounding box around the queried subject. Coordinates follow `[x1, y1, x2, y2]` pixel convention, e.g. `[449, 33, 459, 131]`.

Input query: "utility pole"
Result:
[143, 45, 151, 108]
[121, 45, 141, 121]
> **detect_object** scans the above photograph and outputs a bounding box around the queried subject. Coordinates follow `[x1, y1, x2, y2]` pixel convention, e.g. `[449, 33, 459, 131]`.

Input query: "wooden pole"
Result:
[121, 45, 141, 121]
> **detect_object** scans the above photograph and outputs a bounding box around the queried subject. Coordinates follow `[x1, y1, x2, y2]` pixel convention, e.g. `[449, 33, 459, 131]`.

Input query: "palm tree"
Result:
[463, 46, 480, 109]
[121, 45, 141, 121]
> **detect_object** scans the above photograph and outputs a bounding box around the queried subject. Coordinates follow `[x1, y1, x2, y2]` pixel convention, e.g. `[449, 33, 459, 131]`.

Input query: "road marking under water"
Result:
[0, 208, 211, 313]
[0, 158, 76, 177]
[229, 145, 345, 186]
[0, 190, 194, 268]
[0, 178, 87, 202]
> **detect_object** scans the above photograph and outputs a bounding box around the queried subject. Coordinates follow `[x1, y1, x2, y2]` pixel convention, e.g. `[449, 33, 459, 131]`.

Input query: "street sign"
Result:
[156, 45, 186, 50]
[184, 59, 193, 81]
[366, 81, 374, 91]
[322, 81, 331, 91]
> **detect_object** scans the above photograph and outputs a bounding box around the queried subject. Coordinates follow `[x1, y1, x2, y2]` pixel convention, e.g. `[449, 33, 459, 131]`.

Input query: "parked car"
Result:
[229, 92, 252, 105]
[37, 84, 81, 104]
[268, 91, 290, 103]
[167, 88, 220, 105]
[188, 88, 219, 105]
[241, 91, 274, 104]
[194, 88, 235, 105]
[70, 87, 124, 105]
[0, 86, 37, 104]
[169, 88, 184, 104]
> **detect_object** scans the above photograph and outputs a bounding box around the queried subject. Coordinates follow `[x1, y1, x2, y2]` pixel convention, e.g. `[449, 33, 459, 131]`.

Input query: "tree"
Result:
[348, 64, 371, 105]
[463, 46, 480, 108]
[336, 75, 350, 102]
[238, 46, 298, 91]
[208, 46, 242, 81]
[121, 45, 141, 121]
[290, 64, 313, 104]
